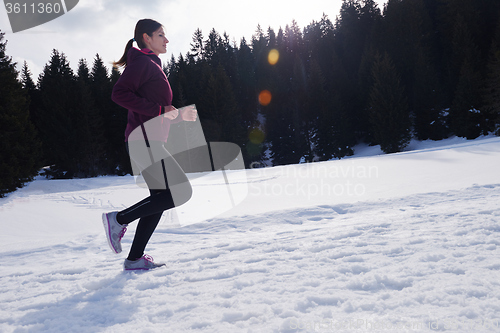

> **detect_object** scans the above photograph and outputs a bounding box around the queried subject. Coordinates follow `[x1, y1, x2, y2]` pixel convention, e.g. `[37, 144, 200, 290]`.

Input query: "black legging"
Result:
[117, 143, 192, 261]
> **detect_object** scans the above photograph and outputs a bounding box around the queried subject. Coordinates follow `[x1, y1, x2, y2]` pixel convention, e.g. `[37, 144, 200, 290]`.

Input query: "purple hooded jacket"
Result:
[112, 47, 181, 142]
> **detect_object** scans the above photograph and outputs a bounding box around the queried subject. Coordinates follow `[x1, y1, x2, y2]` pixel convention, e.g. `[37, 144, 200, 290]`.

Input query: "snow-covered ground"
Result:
[1, 136, 500, 332]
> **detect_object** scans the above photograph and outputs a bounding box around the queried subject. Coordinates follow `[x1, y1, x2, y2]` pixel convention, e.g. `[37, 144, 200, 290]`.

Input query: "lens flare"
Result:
[259, 90, 272, 106]
[268, 49, 279, 65]
[249, 128, 265, 144]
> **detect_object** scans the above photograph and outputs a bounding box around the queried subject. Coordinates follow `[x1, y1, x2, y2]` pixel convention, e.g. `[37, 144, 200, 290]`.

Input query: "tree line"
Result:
[168, 0, 500, 163]
[1, 0, 500, 197]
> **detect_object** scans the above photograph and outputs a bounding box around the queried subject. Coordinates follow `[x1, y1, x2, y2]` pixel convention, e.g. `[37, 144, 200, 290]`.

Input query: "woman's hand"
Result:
[163, 105, 179, 120]
[180, 105, 198, 122]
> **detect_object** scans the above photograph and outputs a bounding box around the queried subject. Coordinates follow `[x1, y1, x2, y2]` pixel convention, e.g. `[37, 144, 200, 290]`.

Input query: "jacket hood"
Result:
[127, 47, 160, 66]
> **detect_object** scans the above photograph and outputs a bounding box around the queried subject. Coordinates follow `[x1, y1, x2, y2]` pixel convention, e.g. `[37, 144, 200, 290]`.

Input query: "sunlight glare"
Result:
[258, 90, 272, 106]
[249, 128, 265, 144]
[268, 49, 279, 65]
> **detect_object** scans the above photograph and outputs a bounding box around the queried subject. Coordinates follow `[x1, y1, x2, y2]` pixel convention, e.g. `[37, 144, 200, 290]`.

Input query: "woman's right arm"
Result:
[111, 62, 162, 117]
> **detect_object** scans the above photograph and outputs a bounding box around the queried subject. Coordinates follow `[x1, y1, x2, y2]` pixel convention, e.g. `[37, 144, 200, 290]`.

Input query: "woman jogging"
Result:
[102, 19, 197, 270]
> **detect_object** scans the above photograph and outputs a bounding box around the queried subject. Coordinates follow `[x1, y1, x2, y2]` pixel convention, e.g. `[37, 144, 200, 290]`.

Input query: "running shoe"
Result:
[124, 255, 165, 270]
[102, 212, 127, 254]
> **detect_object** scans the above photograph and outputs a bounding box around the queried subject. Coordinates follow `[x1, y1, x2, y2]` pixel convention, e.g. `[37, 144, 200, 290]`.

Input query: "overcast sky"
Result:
[1, 0, 386, 80]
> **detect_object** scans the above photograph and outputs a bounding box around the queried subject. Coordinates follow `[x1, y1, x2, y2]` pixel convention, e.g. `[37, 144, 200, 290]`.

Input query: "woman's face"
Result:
[144, 27, 169, 56]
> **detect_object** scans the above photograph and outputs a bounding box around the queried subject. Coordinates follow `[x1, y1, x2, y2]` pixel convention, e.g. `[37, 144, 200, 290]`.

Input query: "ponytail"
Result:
[113, 38, 135, 68]
[113, 19, 163, 68]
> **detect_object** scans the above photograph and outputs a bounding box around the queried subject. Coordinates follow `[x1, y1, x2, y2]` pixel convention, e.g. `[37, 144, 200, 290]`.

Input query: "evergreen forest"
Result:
[2, 0, 500, 197]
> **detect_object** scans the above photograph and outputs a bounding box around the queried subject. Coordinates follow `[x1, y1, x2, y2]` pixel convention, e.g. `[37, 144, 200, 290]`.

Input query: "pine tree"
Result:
[235, 37, 260, 164]
[75, 58, 106, 177]
[450, 60, 484, 139]
[382, 0, 445, 140]
[328, 46, 357, 156]
[481, 19, 500, 134]
[109, 66, 131, 175]
[332, 0, 382, 144]
[190, 28, 204, 61]
[204, 28, 229, 67]
[369, 52, 411, 153]
[264, 21, 311, 165]
[305, 59, 328, 160]
[36, 49, 78, 178]
[413, 49, 447, 140]
[90, 54, 126, 175]
[20, 61, 42, 141]
[20, 61, 36, 102]
[236, 37, 257, 128]
[448, 15, 484, 138]
[197, 62, 242, 147]
[290, 53, 309, 162]
[0, 31, 41, 196]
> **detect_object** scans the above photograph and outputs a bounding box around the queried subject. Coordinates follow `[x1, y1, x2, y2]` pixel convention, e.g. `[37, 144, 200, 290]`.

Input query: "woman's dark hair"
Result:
[113, 19, 163, 68]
